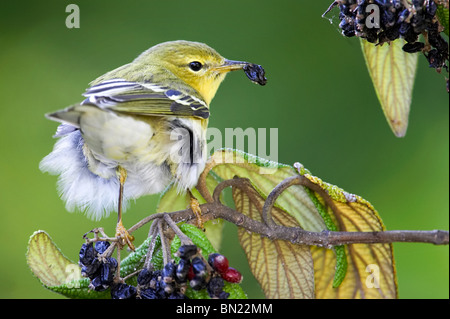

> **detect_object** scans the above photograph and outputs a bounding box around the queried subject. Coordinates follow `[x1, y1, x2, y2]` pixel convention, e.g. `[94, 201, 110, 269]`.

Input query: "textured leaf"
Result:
[26, 230, 109, 298]
[233, 184, 315, 299]
[300, 170, 398, 299]
[120, 236, 153, 276]
[178, 223, 217, 256]
[361, 38, 418, 137]
[206, 149, 397, 298]
[204, 149, 343, 292]
[26, 231, 157, 299]
[27, 230, 78, 287]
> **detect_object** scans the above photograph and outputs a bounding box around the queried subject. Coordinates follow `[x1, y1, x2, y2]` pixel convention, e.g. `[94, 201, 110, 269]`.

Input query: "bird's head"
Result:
[135, 40, 250, 104]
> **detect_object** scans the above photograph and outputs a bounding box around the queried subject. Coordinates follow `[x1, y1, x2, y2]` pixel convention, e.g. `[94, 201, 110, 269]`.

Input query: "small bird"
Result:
[40, 40, 266, 249]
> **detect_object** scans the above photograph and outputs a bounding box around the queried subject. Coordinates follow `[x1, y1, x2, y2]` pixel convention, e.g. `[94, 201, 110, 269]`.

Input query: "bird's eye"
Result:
[189, 61, 203, 72]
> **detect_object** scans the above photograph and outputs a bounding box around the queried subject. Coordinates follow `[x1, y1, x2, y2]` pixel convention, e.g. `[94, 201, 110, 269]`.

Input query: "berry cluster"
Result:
[206, 252, 243, 298]
[79, 241, 118, 292]
[136, 245, 243, 299]
[136, 266, 187, 299]
[324, 0, 449, 74]
[79, 242, 242, 299]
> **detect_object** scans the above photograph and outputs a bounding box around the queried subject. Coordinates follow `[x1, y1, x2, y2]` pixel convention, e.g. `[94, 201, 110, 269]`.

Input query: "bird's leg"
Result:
[115, 166, 135, 251]
[188, 190, 204, 230]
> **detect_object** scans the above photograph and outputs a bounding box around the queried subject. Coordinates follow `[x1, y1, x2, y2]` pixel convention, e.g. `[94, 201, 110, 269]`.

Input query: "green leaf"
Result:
[436, 3, 449, 36]
[26, 230, 109, 299]
[178, 223, 217, 255]
[306, 189, 348, 288]
[27, 230, 76, 287]
[120, 236, 155, 277]
[361, 38, 418, 137]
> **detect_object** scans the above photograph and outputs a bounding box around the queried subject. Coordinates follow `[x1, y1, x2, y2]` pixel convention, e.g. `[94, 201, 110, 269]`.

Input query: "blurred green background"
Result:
[0, 0, 448, 299]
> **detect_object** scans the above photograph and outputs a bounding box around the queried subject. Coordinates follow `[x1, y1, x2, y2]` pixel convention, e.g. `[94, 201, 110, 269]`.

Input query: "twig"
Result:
[122, 268, 142, 282]
[128, 212, 166, 234]
[115, 244, 121, 282]
[83, 227, 118, 243]
[143, 221, 160, 270]
[163, 213, 193, 245]
[196, 160, 215, 203]
[322, 0, 340, 17]
[262, 175, 303, 228]
[158, 220, 170, 265]
[212, 177, 248, 203]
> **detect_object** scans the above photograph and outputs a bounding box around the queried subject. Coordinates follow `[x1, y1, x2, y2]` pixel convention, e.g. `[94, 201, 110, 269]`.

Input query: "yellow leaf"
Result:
[361, 38, 418, 137]
[27, 230, 81, 287]
[233, 183, 315, 299]
[303, 174, 398, 299]
[204, 149, 397, 298]
[204, 149, 398, 298]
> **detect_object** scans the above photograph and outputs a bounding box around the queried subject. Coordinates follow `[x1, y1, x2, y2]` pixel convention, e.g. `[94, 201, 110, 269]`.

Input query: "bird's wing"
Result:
[82, 79, 210, 119]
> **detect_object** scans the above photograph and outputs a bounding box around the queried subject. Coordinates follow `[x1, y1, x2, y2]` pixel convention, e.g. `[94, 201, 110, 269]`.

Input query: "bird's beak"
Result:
[213, 59, 268, 86]
[214, 59, 249, 72]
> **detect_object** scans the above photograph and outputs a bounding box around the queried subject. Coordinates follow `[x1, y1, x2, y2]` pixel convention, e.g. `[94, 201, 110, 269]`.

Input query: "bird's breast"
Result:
[79, 108, 156, 163]
[79, 109, 207, 194]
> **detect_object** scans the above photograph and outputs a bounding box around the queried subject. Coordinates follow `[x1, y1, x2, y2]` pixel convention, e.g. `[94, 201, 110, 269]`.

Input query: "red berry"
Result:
[187, 264, 195, 281]
[208, 253, 229, 274]
[221, 267, 242, 284]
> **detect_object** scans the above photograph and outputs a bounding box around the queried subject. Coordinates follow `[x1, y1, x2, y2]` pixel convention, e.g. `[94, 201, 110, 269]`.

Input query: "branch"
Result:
[199, 202, 449, 246]
[126, 174, 449, 247]
[128, 200, 448, 247]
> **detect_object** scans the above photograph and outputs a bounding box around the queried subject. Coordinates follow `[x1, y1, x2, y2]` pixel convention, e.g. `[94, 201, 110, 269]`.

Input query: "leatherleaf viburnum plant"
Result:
[27, 149, 449, 299]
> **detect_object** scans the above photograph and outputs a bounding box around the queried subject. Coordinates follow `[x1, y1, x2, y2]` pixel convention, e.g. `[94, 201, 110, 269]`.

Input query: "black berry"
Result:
[111, 283, 137, 299]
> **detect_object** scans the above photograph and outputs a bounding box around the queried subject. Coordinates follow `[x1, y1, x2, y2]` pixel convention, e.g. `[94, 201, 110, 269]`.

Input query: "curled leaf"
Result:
[26, 230, 109, 298]
[204, 149, 398, 298]
[27, 230, 78, 287]
[300, 170, 398, 299]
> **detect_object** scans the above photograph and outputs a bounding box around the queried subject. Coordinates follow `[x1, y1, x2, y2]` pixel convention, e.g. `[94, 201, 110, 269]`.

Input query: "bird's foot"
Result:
[190, 196, 204, 231]
[115, 220, 135, 251]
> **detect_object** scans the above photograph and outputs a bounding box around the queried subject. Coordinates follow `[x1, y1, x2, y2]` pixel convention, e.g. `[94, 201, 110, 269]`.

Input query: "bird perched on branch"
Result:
[40, 40, 267, 249]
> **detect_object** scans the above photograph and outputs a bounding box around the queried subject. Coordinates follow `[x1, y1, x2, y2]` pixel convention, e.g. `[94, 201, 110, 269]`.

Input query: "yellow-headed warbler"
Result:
[40, 40, 267, 248]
